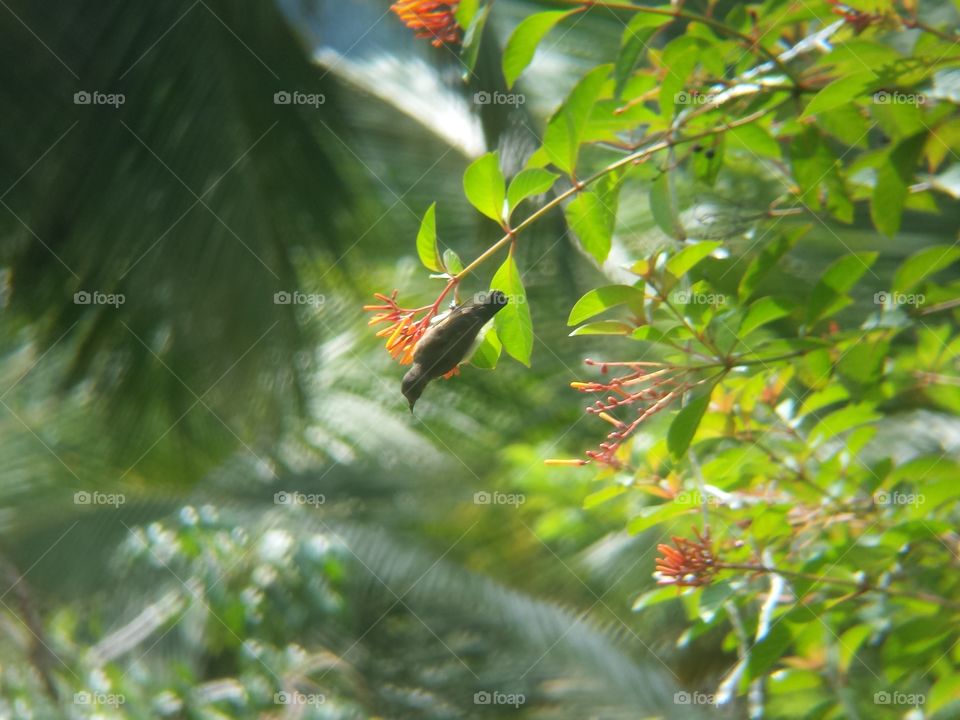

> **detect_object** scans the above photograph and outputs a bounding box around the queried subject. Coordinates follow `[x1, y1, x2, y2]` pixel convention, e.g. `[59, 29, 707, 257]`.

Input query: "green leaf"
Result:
[893, 244, 960, 294]
[583, 484, 627, 509]
[738, 227, 806, 301]
[800, 72, 876, 119]
[569, 320, 634, 336]
[799, 384, 849, 417]
[871, 133, 926, 237]
[455, 0, 479, 28]
[809, 402, 880, 445]
[565, 175, 621, 264]
[667, 387, 713, 458]
[626, 501, 691, 534]
[506, 168, 558, 216]
[929, 674, 960, 715]
[469, 327, 501, 369]
[659, 36, 700, 117]
[728, 123, 781, 159]
[807, 252, 878, 324]
[568, 285, 646, 325]
[650, 174, 682, 239]
[747, 624, 793, 680]
[666, 241, 721, 277]
[458, 2, 491, 78]
[632, 584, 683, 612]
[614, 11, 673, 97]
[791, 127, 848, 216]
[443, 248, 464, 275]
[491, 250, 533, 365]
[740, 297, 791, 336]
[542, 65, 610, 174]
[464, 152, 506, 224]
[502, 10, 574, 89]
[415, 202, 443, 272]
[838, 624, 871, 674]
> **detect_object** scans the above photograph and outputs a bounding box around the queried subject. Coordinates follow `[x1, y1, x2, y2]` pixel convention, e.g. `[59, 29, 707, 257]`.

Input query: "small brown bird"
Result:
[402, 290, 508, 411]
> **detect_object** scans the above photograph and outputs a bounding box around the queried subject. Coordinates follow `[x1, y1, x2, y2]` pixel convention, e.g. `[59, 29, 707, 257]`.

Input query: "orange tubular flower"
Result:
[390, 0, 461, 47]
[363, 290, 441, 365]
[655, 527, 717, 588]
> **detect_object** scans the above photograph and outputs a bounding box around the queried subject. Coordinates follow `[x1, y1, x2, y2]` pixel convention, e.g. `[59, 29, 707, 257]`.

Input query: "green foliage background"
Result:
[0, 0, 958, 718]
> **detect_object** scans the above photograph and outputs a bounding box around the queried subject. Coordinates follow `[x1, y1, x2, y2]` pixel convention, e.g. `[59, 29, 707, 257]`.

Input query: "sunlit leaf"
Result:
[491, 250, 533, 365]
[666, 241, 721, 277]
[893, 244, 960, 293]
[502, 10, 576, 88]
[469, 327, 501, 369]
[568, 285, 645, 326]
[415, 202, 443, 272]
[667, 386, 713, 458]
[464, 152, 506, 224]
[542, 65, 610, 174]
[506, 168, 558, 217]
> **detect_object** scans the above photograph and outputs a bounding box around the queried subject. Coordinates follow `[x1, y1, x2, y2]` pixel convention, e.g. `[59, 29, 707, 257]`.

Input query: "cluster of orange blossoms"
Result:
[390, 0, 461, 47]
[655, 527, 718, 588]
[565, 359, 694, 468]
[363, 290, 439, 365]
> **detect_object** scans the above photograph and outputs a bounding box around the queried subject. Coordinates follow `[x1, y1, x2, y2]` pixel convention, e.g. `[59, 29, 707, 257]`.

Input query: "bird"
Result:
[402, 290, 508, 411]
